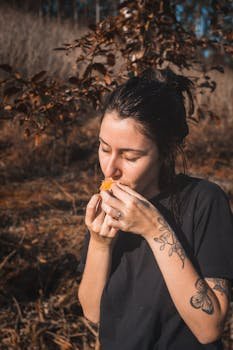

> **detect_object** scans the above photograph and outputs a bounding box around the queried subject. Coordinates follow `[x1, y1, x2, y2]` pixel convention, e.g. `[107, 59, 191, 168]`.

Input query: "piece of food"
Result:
[100, 178, 115, 191]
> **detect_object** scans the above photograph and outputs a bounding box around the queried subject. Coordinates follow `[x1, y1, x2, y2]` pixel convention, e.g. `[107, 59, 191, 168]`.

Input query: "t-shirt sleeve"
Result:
[77, 230, 90, 275]
[193, 181, 233, 282]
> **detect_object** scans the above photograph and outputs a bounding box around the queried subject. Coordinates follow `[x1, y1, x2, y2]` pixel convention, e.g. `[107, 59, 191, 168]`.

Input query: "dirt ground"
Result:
[0, 116, 232, 349]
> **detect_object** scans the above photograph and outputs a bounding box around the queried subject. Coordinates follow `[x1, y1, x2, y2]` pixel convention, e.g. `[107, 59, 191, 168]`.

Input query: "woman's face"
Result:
[98, 111, 161, 199]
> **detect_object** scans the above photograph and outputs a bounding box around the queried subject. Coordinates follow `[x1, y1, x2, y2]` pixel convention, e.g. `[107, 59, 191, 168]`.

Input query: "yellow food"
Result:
[100, 178, 114, 191]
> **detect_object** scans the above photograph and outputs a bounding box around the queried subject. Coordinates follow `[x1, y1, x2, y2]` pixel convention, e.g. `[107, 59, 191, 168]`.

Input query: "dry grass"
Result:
[0, 168, 101, 349]
[0, 5, 86, 78]
[0, 116, 101, 184]
[184, 117, 233, 199]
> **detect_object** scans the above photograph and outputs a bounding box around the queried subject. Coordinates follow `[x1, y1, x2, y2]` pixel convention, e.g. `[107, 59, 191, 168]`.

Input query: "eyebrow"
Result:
[99, 137, 147, 154]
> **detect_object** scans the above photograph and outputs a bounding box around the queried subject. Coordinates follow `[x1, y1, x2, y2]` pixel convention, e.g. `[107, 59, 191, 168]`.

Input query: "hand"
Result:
[100, 183, 160, 239]
[85, 194, 119, 246]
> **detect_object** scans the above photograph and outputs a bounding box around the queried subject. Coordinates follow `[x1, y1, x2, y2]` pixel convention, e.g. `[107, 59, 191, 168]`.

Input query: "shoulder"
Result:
[177, 174, 229, 203]
[192, 177, 229, 204]
[175, 174, 232, 221]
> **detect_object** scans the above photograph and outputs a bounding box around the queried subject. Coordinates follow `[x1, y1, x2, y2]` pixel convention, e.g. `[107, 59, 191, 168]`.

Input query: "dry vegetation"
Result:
[0, 6, 87, 78]
[0, 3, 233, 349]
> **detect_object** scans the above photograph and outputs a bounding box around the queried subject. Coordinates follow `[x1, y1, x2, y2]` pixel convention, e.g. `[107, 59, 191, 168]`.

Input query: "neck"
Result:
[143, 185, 160, 200]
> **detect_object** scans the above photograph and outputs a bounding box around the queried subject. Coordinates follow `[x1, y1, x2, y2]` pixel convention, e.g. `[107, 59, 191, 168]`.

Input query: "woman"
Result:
[77, 69, 233, 349]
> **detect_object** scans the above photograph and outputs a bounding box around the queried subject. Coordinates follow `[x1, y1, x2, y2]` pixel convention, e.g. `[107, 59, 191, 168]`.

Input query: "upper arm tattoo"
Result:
[190, 278, 232, 315]
[205, 278, 231, 301]
[153, 216, 186, 268]
[190, 278, 214, 315]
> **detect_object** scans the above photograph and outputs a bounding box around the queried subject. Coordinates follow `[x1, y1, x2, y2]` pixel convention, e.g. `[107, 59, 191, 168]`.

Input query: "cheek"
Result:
[132, 158, 159, 184]
[98, 149, 115, 173]
[98, 148, 105, 171]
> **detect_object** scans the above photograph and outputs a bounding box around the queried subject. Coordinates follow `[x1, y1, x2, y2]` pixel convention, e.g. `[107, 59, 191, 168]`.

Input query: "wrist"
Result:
[89, 235, 115, 251]
[141, 210, 159, 241]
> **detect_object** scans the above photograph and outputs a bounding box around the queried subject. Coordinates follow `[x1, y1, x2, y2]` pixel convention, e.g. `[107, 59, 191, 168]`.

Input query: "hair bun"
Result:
[141, 68, 194, 118]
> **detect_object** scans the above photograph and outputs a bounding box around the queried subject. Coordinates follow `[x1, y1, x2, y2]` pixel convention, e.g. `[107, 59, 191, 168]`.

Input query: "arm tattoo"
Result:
[154, 216, 186, 268]
[190, 278, 214, 315]
[206, 278, 231, 300]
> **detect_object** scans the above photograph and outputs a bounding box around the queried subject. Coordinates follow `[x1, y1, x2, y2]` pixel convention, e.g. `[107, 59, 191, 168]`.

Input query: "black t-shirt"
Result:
[78, 174, 233, 350]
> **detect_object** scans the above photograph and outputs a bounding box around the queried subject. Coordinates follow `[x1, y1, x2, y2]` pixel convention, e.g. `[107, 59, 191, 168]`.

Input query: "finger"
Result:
[109, 226, 119, 236]
[99, 214, 120, 237]
[99, 214, 111, 236]
[101, 201, 121, 219]
[95, 196, 102, 216]
[112, 184, 153, 211]
[112, 183, 146, 201]
[100, 190, 122, 211]
[105, 215, 122, 230]
[85, 194, 101, 226]
[110, 183, 137, 203]
[92, 209, 105, 231]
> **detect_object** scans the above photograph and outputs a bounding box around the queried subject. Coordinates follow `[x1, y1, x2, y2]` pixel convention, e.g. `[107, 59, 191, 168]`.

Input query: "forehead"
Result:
[99, 111, 151, 148]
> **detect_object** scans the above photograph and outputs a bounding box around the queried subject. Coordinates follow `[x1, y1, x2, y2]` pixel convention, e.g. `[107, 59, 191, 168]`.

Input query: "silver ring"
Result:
[115, 211, 122, 220]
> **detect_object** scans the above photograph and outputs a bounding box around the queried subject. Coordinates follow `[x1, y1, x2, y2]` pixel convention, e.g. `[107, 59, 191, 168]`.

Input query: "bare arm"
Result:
[78, 237, 113, 323]
[78, 194, 118, 323]
[145, 216, 231, 344]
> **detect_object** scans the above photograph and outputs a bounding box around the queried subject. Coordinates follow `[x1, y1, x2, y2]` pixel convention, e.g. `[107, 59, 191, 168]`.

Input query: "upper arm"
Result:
[205, 277, 231, 322]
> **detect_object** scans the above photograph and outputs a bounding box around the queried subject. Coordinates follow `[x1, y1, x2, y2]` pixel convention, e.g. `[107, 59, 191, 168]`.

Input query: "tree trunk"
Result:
[96, 0, 100, 24]
[57, 0, 61, 23]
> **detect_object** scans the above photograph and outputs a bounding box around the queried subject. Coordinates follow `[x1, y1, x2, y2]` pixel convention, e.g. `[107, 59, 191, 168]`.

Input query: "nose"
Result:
[105, 155, 122, 179]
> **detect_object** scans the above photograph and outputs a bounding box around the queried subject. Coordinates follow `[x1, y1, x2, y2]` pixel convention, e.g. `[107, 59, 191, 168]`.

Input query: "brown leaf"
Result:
[104, 74, 112, 85]
[31, 71, 47, 83]
[29, 93, 41, 106]
[92, 63, 107, 75]
[16, 102, 28, 114]
[35, 134, 42, 147]
[107, 53, 116, 66]
[69, 77, 80, 85]
[4, 105, 12, 111]
[24, 128, 30, 138]
[211, 65, 224, 73]
[0, 64, 12, 73]
[4, 86, 21, 97]
[46, 102, 54, 110]
[14, 72, 21, 79]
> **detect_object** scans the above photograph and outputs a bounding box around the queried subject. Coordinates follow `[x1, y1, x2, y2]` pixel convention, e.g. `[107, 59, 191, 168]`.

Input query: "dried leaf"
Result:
[69, 77, 80, 85]
[0, 64, 12, 73]
[104, 74, 112, 85]
[24, 128, 30, 137]
[4, 86, 21, 97]
[35, 134, 42, 147]
[92, 63, 107, 76]
[211, 65, 224, 73]
[31, 71, 47, 83]
[14, 72, 21, 79]
[106, 53, 116, 66]
[16, 102, 28, 114]
[4, 105, 12, 111]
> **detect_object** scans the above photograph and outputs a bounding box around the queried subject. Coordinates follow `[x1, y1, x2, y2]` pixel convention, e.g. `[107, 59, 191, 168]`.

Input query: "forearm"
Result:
[78, 238, 113, 323]
[145, 222, 224, 344]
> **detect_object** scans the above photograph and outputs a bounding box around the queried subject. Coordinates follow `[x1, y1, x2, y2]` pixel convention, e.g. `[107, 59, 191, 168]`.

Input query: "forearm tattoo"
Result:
[206, 278, 231, 300]
[190, 278, 214, 315]
[154, 216, 186, 268]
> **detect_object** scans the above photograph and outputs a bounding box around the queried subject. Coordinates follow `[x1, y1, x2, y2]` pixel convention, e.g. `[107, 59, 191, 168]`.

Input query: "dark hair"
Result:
[102, 68, 194, 222]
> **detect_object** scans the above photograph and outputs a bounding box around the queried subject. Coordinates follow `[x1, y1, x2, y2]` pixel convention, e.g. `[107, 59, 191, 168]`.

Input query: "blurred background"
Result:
[0, 1, 232, 349]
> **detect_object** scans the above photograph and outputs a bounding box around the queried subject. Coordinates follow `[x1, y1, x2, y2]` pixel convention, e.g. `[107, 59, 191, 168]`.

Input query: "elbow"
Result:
[81, 308, 100, 325]
[195, 324, 223, 344]
[77, 287, 100, 324]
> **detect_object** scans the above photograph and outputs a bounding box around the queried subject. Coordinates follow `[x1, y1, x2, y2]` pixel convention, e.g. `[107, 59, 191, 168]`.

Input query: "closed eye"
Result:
[101, 148, 139, 162]
[101, 148, 110, 153]
[124, 157, 139, 162]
